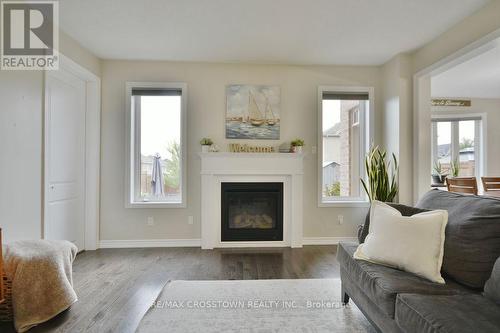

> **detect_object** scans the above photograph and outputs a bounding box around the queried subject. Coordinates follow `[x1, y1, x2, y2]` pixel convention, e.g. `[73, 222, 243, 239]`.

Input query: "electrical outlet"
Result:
[338, 215, 344, 225]
[147, 216, 155, 226]
[188, 216, 194, 225]
[312, 146, 317, 154]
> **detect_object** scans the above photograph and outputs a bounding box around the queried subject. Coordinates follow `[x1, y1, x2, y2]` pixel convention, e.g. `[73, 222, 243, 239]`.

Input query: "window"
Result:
[431, 116, 482, 178]
[126, 82, 187, 207]
[318, 87, 372, 205]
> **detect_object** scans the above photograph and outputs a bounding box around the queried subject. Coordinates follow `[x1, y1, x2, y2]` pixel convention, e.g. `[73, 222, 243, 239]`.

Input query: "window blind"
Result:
[132, 88, 182, 96]
[322, 92, 369, 100]
[431, 117, 481, 123]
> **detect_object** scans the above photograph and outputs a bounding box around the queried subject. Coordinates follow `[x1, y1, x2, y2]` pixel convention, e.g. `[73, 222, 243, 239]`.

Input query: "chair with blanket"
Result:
[1, 233, 78, 333]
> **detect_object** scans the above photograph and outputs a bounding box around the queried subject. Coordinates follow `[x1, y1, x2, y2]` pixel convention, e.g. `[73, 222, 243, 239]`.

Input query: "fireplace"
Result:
[221, 182, 284, 242]
[200, 153, 304, 249]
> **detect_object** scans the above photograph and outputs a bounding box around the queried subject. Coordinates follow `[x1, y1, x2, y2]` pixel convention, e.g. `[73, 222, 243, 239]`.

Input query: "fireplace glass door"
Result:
[221, 182, 283, 241]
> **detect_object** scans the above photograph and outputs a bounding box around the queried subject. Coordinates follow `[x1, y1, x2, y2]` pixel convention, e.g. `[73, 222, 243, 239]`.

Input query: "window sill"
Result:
[318, 201, 370, 208]
[126, 201, 186, 209]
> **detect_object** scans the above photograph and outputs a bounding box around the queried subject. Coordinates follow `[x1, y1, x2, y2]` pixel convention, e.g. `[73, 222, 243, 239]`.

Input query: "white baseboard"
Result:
[99, 238, 202, 248]
[302, 237, 358, 245]
[99, 237, 357, 248]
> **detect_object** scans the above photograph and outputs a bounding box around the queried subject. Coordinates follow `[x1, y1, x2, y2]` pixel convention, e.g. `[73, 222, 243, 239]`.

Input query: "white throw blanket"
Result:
[3, 240, 78, 332]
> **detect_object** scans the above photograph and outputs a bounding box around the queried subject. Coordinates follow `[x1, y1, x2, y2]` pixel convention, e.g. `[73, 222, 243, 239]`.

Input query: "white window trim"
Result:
[317, 86, 374, 207]
[125, 82, 187, 208]
[430, 112, 487, 178]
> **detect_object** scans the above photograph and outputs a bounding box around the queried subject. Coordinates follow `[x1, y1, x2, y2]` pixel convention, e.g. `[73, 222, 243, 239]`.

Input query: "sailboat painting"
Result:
[226, 85, 280, 140]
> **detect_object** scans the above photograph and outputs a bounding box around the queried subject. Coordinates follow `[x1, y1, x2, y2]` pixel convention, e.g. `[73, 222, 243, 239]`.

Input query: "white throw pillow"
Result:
[353, 200, 448, 284]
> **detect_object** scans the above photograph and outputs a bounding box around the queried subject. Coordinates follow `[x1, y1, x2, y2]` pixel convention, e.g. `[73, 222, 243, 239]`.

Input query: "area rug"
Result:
[137, 279, 375, 333]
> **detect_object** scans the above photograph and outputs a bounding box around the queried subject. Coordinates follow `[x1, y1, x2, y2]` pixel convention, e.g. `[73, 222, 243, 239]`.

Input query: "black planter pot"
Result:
[432, 174, 448, 185]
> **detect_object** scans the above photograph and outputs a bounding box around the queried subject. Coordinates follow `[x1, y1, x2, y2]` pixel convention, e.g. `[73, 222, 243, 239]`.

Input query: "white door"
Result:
[45, 69, 86, 250]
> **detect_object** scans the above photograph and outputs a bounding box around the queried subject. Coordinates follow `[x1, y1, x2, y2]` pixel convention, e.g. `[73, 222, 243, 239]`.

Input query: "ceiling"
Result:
[59, 0, 490, 65]
[432, 45, 500, 99]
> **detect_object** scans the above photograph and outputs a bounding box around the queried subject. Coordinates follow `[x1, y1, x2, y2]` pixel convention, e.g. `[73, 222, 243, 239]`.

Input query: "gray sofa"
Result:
[338, 190, 500, 333]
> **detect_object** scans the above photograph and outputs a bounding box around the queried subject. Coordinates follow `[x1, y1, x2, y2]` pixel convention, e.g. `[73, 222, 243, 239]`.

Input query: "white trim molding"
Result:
[99, 239, 202, 248]
[99, 237, 358, 248]
[302, 237, 358, 245]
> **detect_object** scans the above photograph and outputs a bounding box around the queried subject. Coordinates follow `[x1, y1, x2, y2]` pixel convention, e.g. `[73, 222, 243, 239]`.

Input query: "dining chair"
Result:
[481, 177, 500, 197]
[446, 177, 478, 195]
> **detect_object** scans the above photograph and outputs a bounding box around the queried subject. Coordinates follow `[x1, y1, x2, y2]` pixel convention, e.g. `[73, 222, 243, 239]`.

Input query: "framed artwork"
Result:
[226, 84, 280, 140]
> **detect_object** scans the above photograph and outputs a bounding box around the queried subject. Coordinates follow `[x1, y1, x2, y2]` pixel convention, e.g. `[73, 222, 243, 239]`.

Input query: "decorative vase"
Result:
[209, 144, 220, 152]
[201, 145, 210, 153]
[293, 146, 303, 153]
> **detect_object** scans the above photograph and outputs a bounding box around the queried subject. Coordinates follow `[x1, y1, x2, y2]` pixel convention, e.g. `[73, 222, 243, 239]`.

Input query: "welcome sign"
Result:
[431, 99, 471, 107]
[229, 143, 276, 153]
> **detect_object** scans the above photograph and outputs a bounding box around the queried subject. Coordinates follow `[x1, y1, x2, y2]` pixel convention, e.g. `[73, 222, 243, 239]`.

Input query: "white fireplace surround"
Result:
[199, 152, 304, 249]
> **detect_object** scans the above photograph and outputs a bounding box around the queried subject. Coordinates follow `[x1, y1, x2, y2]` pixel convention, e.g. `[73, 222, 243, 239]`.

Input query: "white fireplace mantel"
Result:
[199, 152, 305, 249]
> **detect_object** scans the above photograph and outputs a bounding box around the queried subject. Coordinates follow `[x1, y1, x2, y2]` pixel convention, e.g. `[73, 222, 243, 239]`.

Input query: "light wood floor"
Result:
[1, 245, 341, 333]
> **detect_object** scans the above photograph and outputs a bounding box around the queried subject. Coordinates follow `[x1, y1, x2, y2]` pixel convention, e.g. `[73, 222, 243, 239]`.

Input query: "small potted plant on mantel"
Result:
[200, 138, 213, 153]
[432, 161, 448, 185]
[290, 139, 305, 153]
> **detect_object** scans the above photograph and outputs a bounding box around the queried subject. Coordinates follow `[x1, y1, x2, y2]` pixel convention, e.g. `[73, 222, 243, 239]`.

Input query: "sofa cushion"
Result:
[354, 201, 447, 283]
[484, 256, 500, 305]
[358, 203, 429, 243]
[395, 293, 500, 333]
[337, 242, 466, 318]
[416, 190, 500, 289]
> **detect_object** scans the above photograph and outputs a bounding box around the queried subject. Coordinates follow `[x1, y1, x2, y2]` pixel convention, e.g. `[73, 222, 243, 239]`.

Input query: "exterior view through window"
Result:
[320, 90, 369, 203]
[129, 86, 185, 205]
[432, 117, 480, 178]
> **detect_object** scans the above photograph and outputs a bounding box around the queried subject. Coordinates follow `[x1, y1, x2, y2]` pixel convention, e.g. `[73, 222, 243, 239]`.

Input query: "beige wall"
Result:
[375, 1, 500, 203]
[0, 71, 44, 241]
[2, 1, 499, 244]
[413, 0, 500, 73]
[382, 57, 400, 158]
[431, 98, 500, 176]
[398, 55, 413, 203]
[381, 54, 413, 204]
[0, 33, 100, 243]
[100, 60, 382, 240]
[411, 0, 500, 200]
[59, 31, 101, 76]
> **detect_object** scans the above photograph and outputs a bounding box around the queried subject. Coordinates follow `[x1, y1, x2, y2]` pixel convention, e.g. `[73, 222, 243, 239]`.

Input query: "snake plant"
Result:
[360, 146, 399, 202]
[450, 158, 460, 177]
